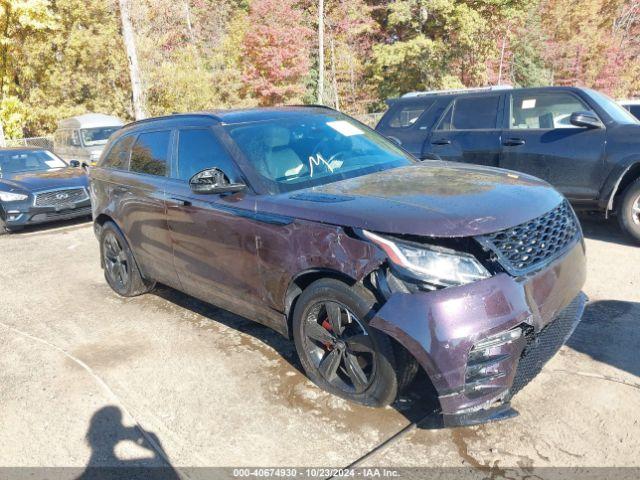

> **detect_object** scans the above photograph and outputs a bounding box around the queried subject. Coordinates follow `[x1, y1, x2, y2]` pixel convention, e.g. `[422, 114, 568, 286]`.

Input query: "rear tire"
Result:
[617, 178, 640, 244]
[292, 278, 405, 407]
[100, 221, 155, 297]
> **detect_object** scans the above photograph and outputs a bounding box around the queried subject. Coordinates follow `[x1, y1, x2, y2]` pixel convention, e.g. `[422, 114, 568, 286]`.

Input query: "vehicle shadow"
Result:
[76, 405, 179, 480]
[152, 285, 440, 427]
[567, 299, 640, 378]
[577, 213, 636, 247]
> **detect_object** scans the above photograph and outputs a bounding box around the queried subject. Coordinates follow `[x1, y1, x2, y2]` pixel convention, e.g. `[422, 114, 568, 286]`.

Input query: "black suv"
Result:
[376, 86, 640, 242]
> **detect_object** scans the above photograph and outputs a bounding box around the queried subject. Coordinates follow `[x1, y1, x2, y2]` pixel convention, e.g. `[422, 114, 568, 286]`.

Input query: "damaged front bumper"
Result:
[369, 240, 587, 427]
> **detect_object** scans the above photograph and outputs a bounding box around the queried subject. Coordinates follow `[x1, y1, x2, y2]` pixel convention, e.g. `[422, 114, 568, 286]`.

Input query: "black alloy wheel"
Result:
[302, 301, 375, 394]
[100, 221, 155, 297]
[103, 230, 130, 292]
[292, 278, 403, 407]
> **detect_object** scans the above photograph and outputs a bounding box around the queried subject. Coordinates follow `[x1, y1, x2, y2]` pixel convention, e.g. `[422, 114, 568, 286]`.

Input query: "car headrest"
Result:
[263, 126, 290, 148]
[539, 112, 554, 129]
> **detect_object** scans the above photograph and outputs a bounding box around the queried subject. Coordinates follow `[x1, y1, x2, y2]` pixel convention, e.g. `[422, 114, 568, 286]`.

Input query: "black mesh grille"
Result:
[35, 188, 88, 207]
[509, 294, 585, 397]
[478, 201, 580, 275]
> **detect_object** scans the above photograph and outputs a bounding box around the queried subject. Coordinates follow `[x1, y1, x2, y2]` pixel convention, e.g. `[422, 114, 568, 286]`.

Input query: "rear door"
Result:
[164, 126, 267, 321]
[499, 91, 606, 200]
[112, 129, 179, 287]
[424, 94, 503, 167]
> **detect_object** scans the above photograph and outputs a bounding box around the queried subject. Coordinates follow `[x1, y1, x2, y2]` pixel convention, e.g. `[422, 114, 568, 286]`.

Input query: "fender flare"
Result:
[604, 160, 640, 216]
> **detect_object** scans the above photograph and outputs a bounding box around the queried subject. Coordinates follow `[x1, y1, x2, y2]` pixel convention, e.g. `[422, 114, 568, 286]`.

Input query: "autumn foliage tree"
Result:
[241, 0, 312, 105]
[2, 0, 640, 138]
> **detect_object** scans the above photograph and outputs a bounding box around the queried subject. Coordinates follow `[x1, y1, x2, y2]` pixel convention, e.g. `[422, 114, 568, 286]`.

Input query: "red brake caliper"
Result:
[321, 318, 333, 350]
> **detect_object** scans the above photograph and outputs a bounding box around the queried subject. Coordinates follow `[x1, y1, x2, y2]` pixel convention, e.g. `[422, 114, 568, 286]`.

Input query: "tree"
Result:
[118, 0, 146, 119]
[0, 0, 56, 137]
[367, 0, 525, 102]
[23, 0, 132, 134]
[241, 0, 312, 105]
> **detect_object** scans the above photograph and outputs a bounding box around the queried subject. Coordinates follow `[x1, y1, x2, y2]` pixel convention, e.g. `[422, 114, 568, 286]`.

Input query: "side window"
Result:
[176, 128, 238, 181]
[130, 131, 171, 176]
[71, 130, 81, 147]
[436, 103, 454, 130]
[629, 105, 640, 120]
[101, 135, 135, 169]
[387, 101, 434, 128]
[510, 93, 594, 129]
[435, 96, 500, 130]
[455, 96, 500, 130]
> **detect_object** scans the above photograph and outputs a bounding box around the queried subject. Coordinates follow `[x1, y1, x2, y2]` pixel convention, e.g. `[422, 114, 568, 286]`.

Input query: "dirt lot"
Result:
[0, 215, 638, 478]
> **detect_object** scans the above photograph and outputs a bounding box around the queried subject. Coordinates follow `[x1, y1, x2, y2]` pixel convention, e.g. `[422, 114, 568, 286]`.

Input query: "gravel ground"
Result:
[0, 214, 638, 478]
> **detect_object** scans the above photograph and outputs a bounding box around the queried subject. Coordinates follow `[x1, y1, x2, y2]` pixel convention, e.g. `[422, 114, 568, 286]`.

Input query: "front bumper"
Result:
[2, 199, 92, 228]
[370, 239, 587, 426]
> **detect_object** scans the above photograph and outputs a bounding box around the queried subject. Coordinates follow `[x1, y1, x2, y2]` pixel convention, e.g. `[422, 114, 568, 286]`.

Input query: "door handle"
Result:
[431, 139, 451, 146]
[503, 138, 526, 146]
[166, 197, 192, 207]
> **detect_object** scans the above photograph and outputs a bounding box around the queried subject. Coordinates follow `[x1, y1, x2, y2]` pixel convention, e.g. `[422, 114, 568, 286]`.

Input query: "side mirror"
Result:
[189, 168, 246, 195]
[69, 160, 81, 167]
[570, 111, 603, 129]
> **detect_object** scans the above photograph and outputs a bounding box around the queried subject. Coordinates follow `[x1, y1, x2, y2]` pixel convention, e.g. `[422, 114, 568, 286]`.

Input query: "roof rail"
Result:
[401, 85, 513, 98]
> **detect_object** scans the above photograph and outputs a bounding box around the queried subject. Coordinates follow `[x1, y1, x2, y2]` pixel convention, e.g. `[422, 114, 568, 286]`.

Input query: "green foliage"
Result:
[1, 0, 130, 137]
[0, 95, 26, 138]
[368, 0, 523, 102]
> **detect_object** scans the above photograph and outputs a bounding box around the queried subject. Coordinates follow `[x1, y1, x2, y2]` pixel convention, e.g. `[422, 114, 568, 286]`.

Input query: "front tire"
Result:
[100, 221, 155, 297]
[292, 278, 402, 407]
[617, 178, 640, 244]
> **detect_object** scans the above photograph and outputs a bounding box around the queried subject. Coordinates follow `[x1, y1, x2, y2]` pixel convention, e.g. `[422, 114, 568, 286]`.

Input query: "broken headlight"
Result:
[363, 230, 491, 288]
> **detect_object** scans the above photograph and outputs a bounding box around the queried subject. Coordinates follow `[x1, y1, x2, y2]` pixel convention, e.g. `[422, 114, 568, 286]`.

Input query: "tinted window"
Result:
[510, 92, 593, 129]
[176, 129, 237, 181]
[387, 101, 434, 128]
[130, 131, 170, 176]
[452, 96, 500, 130]
[101, 135, 135, 169]
[629, 105, 640, 120]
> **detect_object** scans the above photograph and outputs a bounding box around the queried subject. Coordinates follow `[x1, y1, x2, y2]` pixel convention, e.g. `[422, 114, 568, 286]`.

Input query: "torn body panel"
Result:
[369, 240, 586, 419]
[254, 218, 385, 332]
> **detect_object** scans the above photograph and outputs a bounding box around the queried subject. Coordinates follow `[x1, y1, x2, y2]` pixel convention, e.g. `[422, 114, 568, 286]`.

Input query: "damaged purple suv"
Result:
[90, 107, 586, 426]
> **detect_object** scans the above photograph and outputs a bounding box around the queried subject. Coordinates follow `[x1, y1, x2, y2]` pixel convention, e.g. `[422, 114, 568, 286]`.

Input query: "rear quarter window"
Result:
[386, 101, 435, 128]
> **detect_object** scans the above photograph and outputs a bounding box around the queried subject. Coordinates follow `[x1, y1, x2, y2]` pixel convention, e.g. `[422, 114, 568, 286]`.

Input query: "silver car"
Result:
[53, 113, 124, 166]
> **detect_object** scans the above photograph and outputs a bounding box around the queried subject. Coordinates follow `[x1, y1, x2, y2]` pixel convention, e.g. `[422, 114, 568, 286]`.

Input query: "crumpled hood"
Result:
[256, 162, 565, 237]
[0, 167, 89, 192]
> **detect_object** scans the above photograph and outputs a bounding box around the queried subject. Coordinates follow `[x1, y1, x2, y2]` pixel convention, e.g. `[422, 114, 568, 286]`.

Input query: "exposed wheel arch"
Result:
[284, 269, 358, 339]
[607, 162, 640, 214]
[94, 213, 113, 227]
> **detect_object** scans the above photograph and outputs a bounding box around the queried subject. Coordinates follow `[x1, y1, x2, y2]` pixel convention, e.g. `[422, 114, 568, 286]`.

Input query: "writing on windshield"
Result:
[225, 114, 414, 193]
